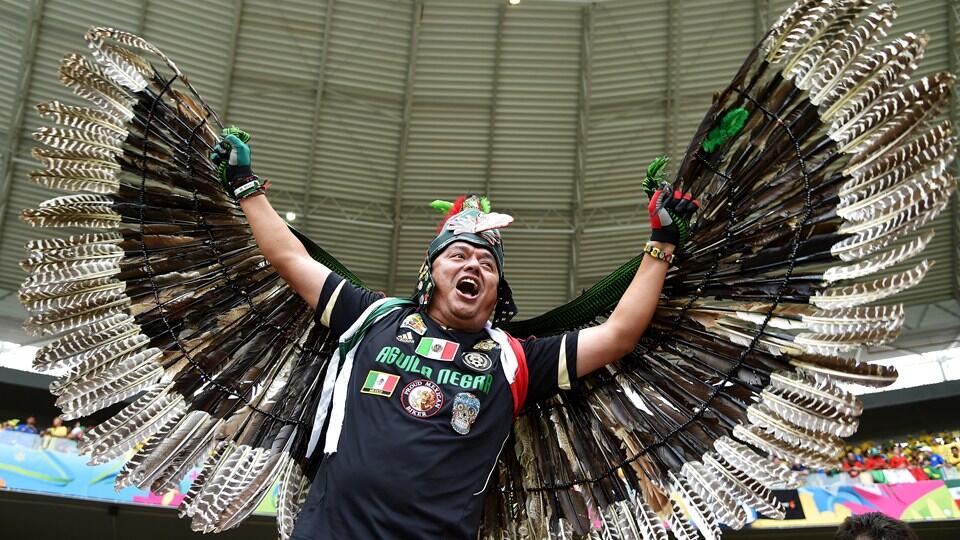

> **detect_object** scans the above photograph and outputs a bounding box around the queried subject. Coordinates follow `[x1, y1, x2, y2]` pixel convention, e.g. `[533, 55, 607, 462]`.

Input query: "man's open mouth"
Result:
[456, 277, 480, 298]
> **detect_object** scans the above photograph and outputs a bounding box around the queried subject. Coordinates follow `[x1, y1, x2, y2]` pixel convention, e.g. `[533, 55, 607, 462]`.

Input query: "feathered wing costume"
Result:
[18, 1, 954, 538]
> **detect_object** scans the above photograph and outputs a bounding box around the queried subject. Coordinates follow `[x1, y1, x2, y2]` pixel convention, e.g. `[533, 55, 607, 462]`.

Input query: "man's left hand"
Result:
[648, 182, 698, 250]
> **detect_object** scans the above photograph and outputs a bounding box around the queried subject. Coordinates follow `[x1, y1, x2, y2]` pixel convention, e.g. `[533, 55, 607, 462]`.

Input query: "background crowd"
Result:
[767, 429, 960, 485]
[2, 415, 85, 441]
[3, 413, 960, 487]
[832, 431, 960, 483]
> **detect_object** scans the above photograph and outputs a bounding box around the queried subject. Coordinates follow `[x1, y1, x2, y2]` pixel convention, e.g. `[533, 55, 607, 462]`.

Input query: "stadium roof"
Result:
[0, 0, 956, 352]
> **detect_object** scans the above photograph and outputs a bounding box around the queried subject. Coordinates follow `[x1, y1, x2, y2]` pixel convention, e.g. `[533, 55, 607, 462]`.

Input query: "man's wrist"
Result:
[649, 227, 680, 247]
[230, 174, 268, 200]
[228, 164, 253, 179]
[646, 240, 675, 254]
[644, 241, 675, 264]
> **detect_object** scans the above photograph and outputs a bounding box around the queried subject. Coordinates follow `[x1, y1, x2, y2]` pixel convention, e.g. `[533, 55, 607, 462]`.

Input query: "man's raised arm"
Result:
[575, 184, 699, 377]
[216, 131, 331, 310]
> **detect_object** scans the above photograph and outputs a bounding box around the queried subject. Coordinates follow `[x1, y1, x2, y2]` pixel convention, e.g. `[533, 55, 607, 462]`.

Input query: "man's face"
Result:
[26, 417, 36, 426]
[952, 447, 959, 457]
[427, 241, 499, 331]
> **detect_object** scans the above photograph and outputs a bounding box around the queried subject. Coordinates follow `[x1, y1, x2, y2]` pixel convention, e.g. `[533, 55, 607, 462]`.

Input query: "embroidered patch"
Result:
[451, 392, 480, 435]
[416, 337, 459, 361]
[462, 351, 493, 373]
[472, 339, 497, 352]
[396, 330, 415, 344]
[401, 379, 444, 418]
[401, 313, 427, 335]
[360, 370, 400, 397]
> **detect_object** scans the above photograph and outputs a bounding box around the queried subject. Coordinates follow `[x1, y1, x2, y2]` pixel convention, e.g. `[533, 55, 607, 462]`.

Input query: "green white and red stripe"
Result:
[416, 337, 459, 361]
[361, 370, 400, 397]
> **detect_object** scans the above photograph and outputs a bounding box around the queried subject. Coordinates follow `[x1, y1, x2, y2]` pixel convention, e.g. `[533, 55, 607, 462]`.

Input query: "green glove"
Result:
[210, 127, 265, 200]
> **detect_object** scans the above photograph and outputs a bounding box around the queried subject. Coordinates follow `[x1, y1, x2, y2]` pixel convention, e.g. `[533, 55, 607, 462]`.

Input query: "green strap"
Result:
[337, 298, 414, 361]
[291, 225, 366, 288]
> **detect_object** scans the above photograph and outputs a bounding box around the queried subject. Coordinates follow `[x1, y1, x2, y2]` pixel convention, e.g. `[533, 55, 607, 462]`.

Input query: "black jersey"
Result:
[291, 275, 579, 540]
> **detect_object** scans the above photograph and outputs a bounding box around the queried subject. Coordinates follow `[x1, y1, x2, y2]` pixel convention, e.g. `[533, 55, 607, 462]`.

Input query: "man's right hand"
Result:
[214, 126, 332, 311]
[211, 127, 265, 200]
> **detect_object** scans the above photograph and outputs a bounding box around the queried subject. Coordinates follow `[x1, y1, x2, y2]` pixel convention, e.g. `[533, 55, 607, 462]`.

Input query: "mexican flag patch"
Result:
[415, 337, 459, 361]
[361, 370, 401, 397]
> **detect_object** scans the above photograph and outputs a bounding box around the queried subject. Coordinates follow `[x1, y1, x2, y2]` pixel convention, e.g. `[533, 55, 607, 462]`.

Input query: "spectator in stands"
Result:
[861, 448, 887, 484]
[921, 454, 944, 481]
[864, 448, 887, 470]
[2, 418, 20, 430]
[888, 446, 909, 468]
[41, 417, 68, 438]
[947, 445, 960, 467]
[926, 449, 946, 468]
[67, 422, 84, 441]
[908, 451, 929, 481]
[39, 416, 69, 449]
[842, 451, 863, 478]
[884, 446, 914, 483]
[12, 416, 38, 434]
[835, 512, 918, 540]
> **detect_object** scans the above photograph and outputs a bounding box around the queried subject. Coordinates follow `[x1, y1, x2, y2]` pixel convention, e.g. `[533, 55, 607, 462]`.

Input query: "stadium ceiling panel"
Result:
[0, 0, 956, 330]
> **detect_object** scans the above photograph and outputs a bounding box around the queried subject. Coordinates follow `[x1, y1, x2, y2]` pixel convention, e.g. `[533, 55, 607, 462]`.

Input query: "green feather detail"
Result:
[430, 200, 453, 214]
[702, 107, 749, 153]
[479, 197, 491, 213]
[643, 155, 669, 198]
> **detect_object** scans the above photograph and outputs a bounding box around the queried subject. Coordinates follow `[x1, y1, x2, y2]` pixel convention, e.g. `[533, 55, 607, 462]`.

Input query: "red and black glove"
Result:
[648, 182, 699, 249]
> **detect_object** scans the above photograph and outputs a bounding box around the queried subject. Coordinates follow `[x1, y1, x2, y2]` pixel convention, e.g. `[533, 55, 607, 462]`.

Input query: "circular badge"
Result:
[401, 379, 444, 418]
[462, 351, 493, 373]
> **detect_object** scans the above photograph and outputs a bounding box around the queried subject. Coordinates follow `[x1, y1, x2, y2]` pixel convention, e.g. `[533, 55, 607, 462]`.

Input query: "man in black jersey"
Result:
[213, 132, 697, 539]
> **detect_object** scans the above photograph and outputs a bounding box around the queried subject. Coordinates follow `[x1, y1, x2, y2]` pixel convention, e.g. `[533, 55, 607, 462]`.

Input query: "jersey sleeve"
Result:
[313, 274, 384, 338]
[521, 331, 579, 405]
